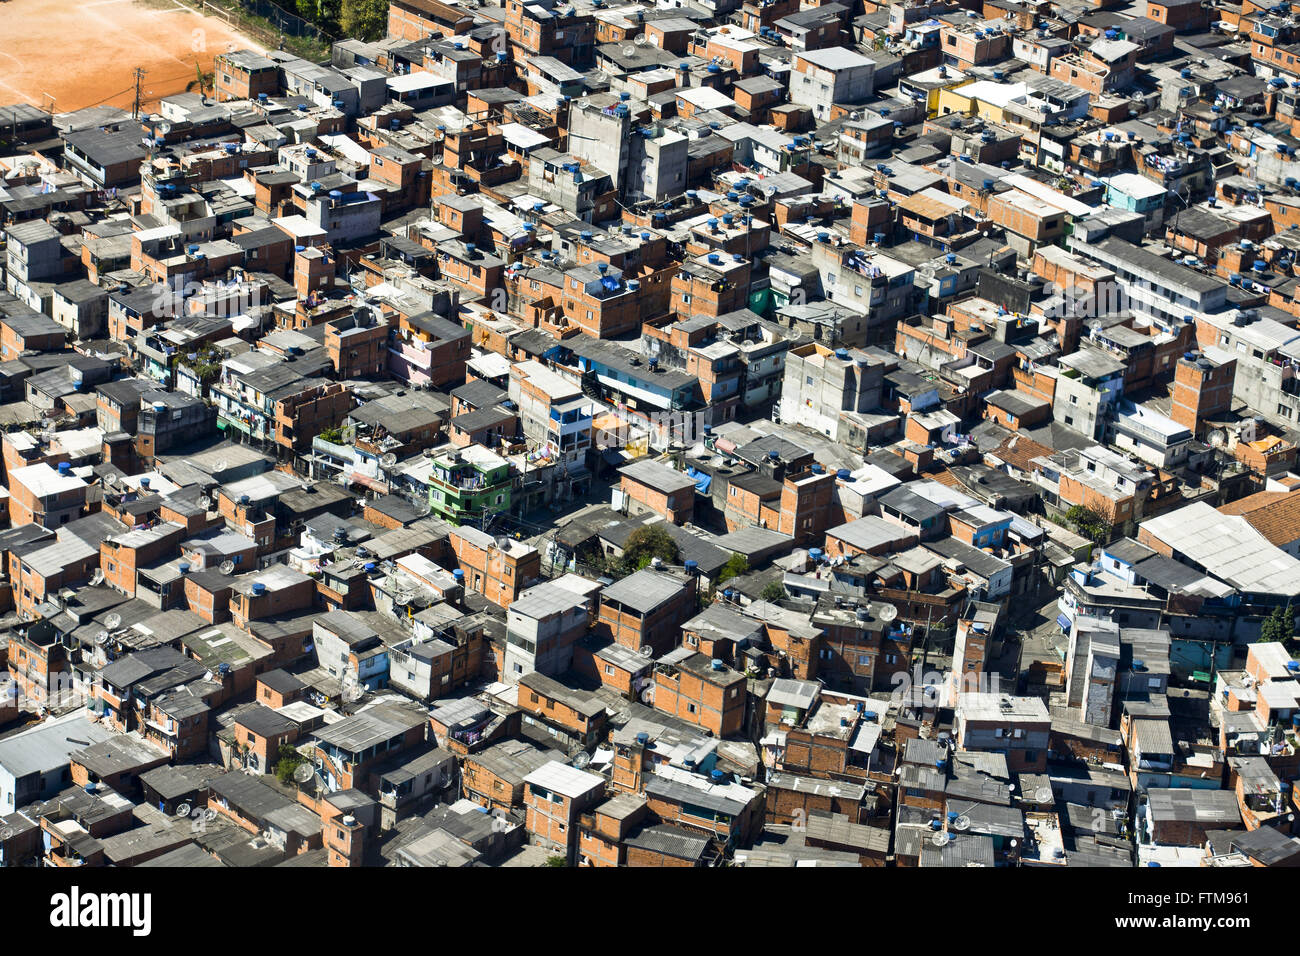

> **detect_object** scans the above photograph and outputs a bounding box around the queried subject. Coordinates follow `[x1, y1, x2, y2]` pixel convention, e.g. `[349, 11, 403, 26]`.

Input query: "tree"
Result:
[187, 62, 214, 102]
[340, 0, 387, 40]
[273, 744, 306, 785]
[1064, 505, 1112, 546]
[544, 855, 567, 867]
[620, 525, 679, 574]
[1260, 603, 1295, 644]
[717, 553, 749, 585]
[760, 581, 786, 602]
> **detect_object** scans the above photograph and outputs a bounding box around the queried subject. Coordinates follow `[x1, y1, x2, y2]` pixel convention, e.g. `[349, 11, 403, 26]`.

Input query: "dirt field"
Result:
[0, 0, 264, 114]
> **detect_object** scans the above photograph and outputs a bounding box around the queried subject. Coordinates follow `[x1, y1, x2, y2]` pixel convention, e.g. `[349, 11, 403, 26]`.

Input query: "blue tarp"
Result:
[686, 467, 711, 494]
[1056, 614, 1072, 632]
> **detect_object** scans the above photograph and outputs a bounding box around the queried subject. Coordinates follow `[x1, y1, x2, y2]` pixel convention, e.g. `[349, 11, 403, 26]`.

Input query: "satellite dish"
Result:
[219, 560, 236, 575]
[343, 684, 363, 703]
[931, 831, 951, 847]
[94, 630, 109, 646]
[878, 605, 899, 623]
[1206, 429, 1226, 449]
[89, 569, 105, 586]
[1036, 786, 1053, 803]
[638, 645, 654, 658]
[293, 762, 315, 783]
[215, 458, 230, 472]
[176, 802, 192, 818]
[103, 613, 122, 630]
[103, 472, 119, 488]
[572, 751, 592, 770]
[380, 453, 398, 468]
[952, 814, 971, 832]
[204, 808, 217, 822]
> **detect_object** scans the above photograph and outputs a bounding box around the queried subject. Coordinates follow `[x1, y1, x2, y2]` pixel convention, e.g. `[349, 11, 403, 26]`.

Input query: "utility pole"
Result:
[131, 67, 147, 121]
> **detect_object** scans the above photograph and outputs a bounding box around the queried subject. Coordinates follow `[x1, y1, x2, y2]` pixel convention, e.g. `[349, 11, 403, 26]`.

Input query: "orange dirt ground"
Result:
[0, 0, 264, 115]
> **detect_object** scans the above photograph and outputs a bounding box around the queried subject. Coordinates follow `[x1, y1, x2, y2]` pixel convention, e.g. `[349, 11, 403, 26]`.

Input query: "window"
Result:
[686, 702, 697, 714]
[604, 665, 615, 676]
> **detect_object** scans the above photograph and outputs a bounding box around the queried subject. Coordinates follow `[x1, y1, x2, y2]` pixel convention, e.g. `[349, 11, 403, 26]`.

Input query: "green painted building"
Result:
[427, 444, 512, 525]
